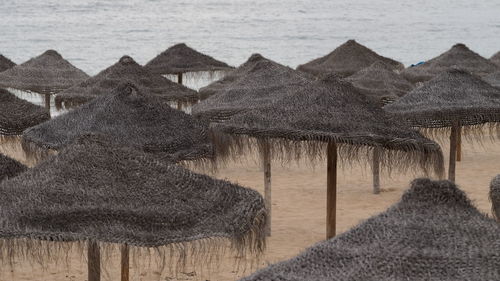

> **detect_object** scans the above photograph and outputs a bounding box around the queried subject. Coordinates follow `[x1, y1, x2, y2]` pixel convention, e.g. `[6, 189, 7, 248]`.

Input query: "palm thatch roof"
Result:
[296, 40, 404, 78]
[240, 178, 500, 281]
[0, 153, 26, 183]
[54, 55, 199, 108]
[385, 69, 500, 129]
[210, 74, 444, 175]
[490, 51, 500, 67]
[345, 61, 414, 105]
[484, 71, 500, 88]
[23, 83, 212, 162]
[0, 88, 50, 136]
[0, 50, 89, 94]
[144, 43, 233, 75]
[0, 54, 15, 73]
[0, 135, 266, 270]
[491, 175, 500, 221]
[401, 44, 499, 83]
[193, 54, 314, 121]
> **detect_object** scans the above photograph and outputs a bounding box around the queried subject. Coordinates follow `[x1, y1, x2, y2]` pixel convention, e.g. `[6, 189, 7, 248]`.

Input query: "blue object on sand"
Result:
[410, 61, 425, 67]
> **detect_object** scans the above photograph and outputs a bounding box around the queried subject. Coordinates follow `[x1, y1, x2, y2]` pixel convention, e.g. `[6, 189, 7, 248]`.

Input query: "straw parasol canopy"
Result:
[345, 61, 414, 105]
[484, 71, 500, 88]
[0, 135, 266, 280]
[296, 39, 404, 78]
[491, 175, 500, 221]
[144, 43, 233, 77]
[54, 55, 199, 108]
[0, 88, 50, 136]
[0, 153, 26, 183]
[23, 83, 212, 162]
[194, 54, 314, 120]
[401, 43, 499, 83]
[210, 74, 444, 238]
[240, 178, 500, 281]
[0, 54, 15, 73]
[385, 69, 500, 182]
[490, 51, 500, 67]
[0, 50, 88, 94]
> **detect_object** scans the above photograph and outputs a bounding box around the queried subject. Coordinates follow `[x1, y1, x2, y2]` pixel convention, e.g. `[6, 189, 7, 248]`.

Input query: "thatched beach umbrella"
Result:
[296, 40, 404, 78]
[491, 175, 500, 222]
[490, 51, 500, 67]
[385, 69, 500, 182]
[484, 71, 500, 88]
[54, 55, 198, 110]
[0, 153, 26, 182]
[240, 178, 500, 281]
[0, 135, 266, 281]
[0, 89, 50, 136]
[194, 54, 314, 235]
[0, 54, 15, 73]
[144, 43, 233, 84]
[23, 83, 212, 162]
[194, 54, 313, 118]
[0, 50, 88, 93]
[401, 43, 499, 83]
[209, 74, 444, 239]
[345, 61, 414, 105]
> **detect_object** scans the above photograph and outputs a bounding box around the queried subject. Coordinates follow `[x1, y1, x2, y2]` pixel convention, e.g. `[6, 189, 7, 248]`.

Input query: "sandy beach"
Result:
[0, 131, 498, 281]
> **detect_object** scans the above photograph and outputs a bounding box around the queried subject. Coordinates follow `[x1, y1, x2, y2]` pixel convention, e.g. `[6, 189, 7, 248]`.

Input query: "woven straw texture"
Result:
[0, 88, 50, 136]
[210, 74, 444, 176]
[0, 50, 89, 94]
[401, 44, 499, 83]
[345, 61, 414, 105]
[385, 69, 500, 129]
[193, 54, 314, 121]
[0, 153, 26, 183]
[491, 51, 500, 67]
[491, 175, 500, 221]
[240, 178, 500, 281]
[297, 40, 404, 77]
[55, 56, 199, 108]
[144, 43, 233, 75]
[0, 135, 266, 268]
[0, 54, 15, 73]
[23, 83, 212, 162]
[484, 71, 500, 88]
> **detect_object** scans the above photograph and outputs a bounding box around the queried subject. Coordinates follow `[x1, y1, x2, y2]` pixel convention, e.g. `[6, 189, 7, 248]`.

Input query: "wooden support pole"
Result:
[448, 124, 458, 182]
[44, 94, 51, 116]
[326, 142, 337, 239]
[177, 73, 183, 84]
[121, 244, 130, 281]
[263, 143, 272, 236]
[88, 241, 101, 281]
[177, 101, 182, 111]
[372, 147, 381, 194]
[456, 126, 462, 162]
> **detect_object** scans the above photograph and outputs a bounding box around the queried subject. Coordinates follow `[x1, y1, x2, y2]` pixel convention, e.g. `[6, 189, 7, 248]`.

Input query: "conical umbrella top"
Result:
[385, 69, 500, 128]
[0, 50, 89, 93]
[345, 61, 414, 105]
[401, 43, 498, 83]
[24, 83, 212, 162]
[144, 43, 233, 75]
[55, 55, 198, 106]
[240, 178, 500, 281]
[193, 53, 314, 121]
[297, 39, 404, 77]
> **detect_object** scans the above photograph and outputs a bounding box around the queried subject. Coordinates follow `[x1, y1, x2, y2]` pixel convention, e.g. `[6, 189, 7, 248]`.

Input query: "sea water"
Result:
[1, 0, 498, 77]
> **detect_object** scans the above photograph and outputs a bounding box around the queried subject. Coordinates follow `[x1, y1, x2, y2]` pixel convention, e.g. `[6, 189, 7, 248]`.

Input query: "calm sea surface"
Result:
[1, 0, 499, 76]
